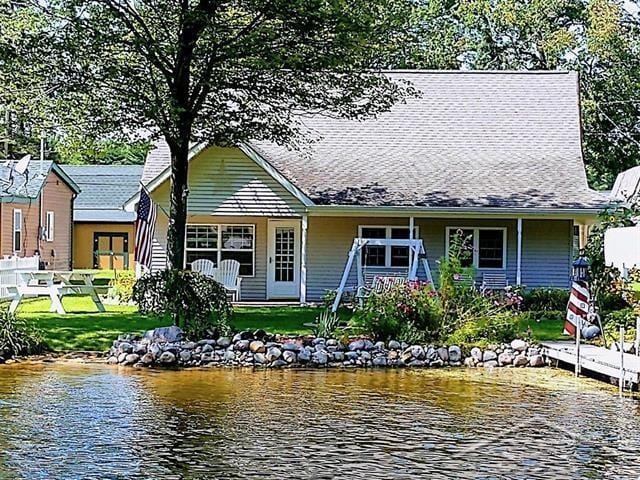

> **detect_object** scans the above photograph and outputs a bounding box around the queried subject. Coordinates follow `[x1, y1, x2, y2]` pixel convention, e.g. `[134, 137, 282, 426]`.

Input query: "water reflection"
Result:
[0, 364, 638, 479]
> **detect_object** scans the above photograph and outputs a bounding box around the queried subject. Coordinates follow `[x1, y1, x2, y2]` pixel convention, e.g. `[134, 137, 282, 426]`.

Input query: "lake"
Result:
[0, 363, 639, 479]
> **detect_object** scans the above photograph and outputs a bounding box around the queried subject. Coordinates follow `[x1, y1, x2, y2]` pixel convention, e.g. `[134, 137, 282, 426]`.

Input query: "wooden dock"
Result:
[542, 341, 640, 387]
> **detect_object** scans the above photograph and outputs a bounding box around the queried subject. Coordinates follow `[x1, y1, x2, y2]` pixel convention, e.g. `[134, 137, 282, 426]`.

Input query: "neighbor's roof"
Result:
[62, 164, 143, 222]
[142, 70, 607, 211]
[0, 160, 80, 201]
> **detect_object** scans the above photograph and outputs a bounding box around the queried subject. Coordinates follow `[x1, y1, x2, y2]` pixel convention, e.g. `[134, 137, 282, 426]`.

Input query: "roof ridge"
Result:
[381, 69, 574, 75]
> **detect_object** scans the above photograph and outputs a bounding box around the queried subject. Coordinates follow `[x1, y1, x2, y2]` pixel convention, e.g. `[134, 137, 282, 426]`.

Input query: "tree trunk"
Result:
[166, 137, 190, 269]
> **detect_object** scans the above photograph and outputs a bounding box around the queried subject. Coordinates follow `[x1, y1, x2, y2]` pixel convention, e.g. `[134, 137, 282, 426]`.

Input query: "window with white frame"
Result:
[185, 224, 255, 276]
[359, 226, 419, 268]
[446, 227, 507, 269]
[13, 209, 22, 253]
[44, 211, 55, 241]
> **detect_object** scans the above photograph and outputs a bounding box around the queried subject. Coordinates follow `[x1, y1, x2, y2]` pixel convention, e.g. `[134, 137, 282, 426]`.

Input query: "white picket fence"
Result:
[0, 255, 40, 300]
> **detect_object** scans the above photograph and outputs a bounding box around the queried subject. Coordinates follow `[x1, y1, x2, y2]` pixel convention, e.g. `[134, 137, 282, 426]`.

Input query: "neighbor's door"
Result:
[267, 220, 300, 299]
[93, 232, 129, 270]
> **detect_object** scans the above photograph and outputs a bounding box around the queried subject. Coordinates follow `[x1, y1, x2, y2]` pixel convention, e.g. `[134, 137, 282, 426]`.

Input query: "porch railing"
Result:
[0, 255, 40, 300]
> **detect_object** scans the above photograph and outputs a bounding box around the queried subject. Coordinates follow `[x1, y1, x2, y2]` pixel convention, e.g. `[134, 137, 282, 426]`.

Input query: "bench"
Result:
[481, 272, 509, 293]
[356, 275, 408, 306]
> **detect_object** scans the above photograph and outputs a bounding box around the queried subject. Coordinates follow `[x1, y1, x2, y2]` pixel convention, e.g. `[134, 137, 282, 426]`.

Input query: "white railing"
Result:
[0, 255, 40, 300]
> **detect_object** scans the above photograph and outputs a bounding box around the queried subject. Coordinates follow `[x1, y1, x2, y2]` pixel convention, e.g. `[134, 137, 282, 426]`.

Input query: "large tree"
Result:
[4, 0, 414, 267]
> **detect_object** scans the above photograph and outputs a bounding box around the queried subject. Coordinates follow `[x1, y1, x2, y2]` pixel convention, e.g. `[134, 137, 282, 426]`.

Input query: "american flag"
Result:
[135, 188, 157, 269]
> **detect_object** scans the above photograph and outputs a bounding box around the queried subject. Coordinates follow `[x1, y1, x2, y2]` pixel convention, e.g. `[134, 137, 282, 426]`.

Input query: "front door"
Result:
[267, 220, 300, 299]
[93, 232, 129, 270]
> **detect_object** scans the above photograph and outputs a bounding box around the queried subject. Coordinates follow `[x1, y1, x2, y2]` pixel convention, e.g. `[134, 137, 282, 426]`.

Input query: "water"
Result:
[0, 363, 639, 480]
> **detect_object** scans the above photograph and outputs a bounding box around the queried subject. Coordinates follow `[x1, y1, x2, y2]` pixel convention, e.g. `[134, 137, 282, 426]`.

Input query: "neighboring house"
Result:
[63, 165, 143, 270]
[0, 160, 79, 269]
[131, 71, 607, 302]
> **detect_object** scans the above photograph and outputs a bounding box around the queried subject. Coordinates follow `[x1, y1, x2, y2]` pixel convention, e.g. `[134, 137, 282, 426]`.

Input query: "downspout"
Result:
[69, 192, 76, 270]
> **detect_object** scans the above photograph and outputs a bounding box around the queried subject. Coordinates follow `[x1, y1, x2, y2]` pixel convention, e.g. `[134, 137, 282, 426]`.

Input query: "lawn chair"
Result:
[191, 259, 217, 277]
[213, 259, 242, 302]
[356, 275, 407, 306]
[481, 272, 509, 293]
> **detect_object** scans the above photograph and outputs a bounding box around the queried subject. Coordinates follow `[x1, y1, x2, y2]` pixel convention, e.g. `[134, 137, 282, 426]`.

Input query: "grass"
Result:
[13, 295, 570, 351]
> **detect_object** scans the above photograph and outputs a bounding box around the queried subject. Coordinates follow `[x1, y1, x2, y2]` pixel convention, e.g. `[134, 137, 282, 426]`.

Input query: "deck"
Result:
[542, 341, 640, 387]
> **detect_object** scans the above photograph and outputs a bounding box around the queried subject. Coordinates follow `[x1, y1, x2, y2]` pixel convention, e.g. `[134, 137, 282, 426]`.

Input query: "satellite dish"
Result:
[15, 155, 30, 175]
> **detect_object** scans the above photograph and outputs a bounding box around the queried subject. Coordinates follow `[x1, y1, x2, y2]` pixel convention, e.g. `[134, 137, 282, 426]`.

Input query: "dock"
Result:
[542, 341, 640, 387]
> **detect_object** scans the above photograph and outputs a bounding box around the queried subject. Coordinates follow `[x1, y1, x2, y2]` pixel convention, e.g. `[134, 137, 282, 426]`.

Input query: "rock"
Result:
[117, 352, 127, 364]
[249, 341, 266, 353]
[133, 343, 147, 356]
[312, 337, 325, 346]
[149, 343, 162, 358]
[448, 345, 462, 363]
[373, 357, 387, 367]
[223, 350, 236, 362]
[266, 347, 282, 362]
[426, 347, 438, 362]
[144, 326, 184, 344]
[363, 339, 375, 351]
[333, 351, 345, 362]
[388, 350, 399, 360]
[429, 359, 444, 368]
[483, 360, 498, 368]
[437, 347, 449, 362]
[271, 359, 287, 368]
[374, 341, 386, 351]
[141, 353, 154, 365]
[182, 341, 197, 350]
[282, 342, 299, 352]
[345, 351, 358, 361]
[179, 350, 192, 363]
[510, 339, 527, 352]
[410, 345, 425, 359]
[513, 355, 529, 367]
[312, 350, 328, 365]
[349, 340, 365, 351]
[158, 351, 176, 365]
[202, 344, 214, 353]
[388, 340, 401, 350]
[235, 340, 250, 352]
[117, 342, 133, 354]
[107, 356, 119, 365]
[283, 351, 297, 363]
[326, 339, 338, 347]
[314, 344, 327, 353]
[498, 352, 514, 366]
[401, 350, 413, 363]
[464, 357, 476, 368]
[529, 354, 545, 367]
[360, 351, 372, 361]
[408, 359, 425, 367]
[470, 347, 483, 362]
[297, 350, 311, 363]
[482, 350, 498, 362]
[254, 353, 267, 364]
[217, 337, 231, 348]
[527, 347, 540, 357]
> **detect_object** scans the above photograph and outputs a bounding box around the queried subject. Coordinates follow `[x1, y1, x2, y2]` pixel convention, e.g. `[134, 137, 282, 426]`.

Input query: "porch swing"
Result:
[331, 237, 434, 312]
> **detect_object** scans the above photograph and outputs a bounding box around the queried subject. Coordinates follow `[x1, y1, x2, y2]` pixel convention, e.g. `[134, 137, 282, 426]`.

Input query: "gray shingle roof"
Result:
[0, 160, 80, 200]
[62, 165, 143, 222]
[144, 70, 606, 211]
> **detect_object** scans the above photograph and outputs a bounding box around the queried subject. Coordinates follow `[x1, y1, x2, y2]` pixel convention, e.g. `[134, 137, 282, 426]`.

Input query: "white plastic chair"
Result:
[213, 259, 242, 301]
[191, 259, 217, 277]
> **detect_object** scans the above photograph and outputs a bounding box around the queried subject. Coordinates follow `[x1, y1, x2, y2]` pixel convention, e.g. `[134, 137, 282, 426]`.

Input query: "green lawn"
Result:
[14, 295, 568, 351]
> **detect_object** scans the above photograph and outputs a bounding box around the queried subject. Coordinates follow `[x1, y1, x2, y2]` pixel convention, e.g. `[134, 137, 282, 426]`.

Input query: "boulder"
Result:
[464, 357, 476, 368]
[360, 351, 372, 361]
[363, 339, 375, 351]
[510, 339, 527, 352]
[249, 340, 266, 353]
[388, 340, 401, 350]
[513, 355, 529, 367]
[470, 347, 483, 362]
[283, 342, 300, 352]
[182, 341, 197, 350]
[235, 340, 250, 352]
[179, 350, 192, 363]
[149, 343, 162, 358]
[117, 342, 133, 354]
[408, 359, 425, 367]
[133, 343, 147, 356]
[107, 356, 119, 365]
[266, 347, 282, 362]
[429, 359, 444, 368]
[345, 351, 359, 361]
[437, 347, 449, 362]
[448, 346, 462, 363]
[158, 351, 176, 365]
[223, 350, 236, 362]
[410, 345, 425, 360]
[283, 351, 297, 364]
[140, 353, 155, 365]
[117, 352, 127, 364]
[498, 352, 514, 366]
[326, 339, 339, 347]
[202, 344, 214, 353]
[297, 349, 311, 363]
[333, 351, 345, 362]
[482, 350, 498, 362]
[349, 340, 365, 351]
[401, 349, 413, 363]
[312, 337, 325, 345]
[217, 337, 232, 348]
[483, 360, 498, 368]
[271, 359, 287, 368]
[529, 354, 545, 367]
[144, 326, 184, 344]
[373, 357, 387, 367]
[374, 341, 386, 351]
[254, 353, 267, 364]
[312, 350, 328, 365]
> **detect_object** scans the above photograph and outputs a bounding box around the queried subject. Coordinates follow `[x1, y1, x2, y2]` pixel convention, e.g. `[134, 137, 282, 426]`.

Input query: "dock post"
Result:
[575, 323, 581, 377]
[619, 326, 625, 396]
[635, 317, 639, 357]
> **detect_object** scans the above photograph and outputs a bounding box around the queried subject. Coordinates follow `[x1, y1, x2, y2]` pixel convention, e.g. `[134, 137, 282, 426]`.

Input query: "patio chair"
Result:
[191, 259, 217, 277]
[480, 272, 509, 293]
[213, 259, 242, 302]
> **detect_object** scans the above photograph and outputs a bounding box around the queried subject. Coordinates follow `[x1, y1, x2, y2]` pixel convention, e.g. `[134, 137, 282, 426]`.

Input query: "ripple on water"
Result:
[0, 364, 639, 479]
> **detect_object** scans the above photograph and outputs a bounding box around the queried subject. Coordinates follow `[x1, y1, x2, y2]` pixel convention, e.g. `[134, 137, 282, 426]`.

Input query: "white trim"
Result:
[358, 225, 420, 269]
[184, 223, 256, 277]
[12, 209, 22, 253]
[45, 211, 55, 242]
[445, 226, 508, 270]
[267, 219, 301, 300]
[516, 218, 523, 285]
[300, 214, 308, 304]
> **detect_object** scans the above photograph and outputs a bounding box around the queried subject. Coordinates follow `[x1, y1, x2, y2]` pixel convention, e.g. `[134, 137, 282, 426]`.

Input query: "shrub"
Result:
[108, 270, 136, 303]
[311, 309, 341, 338]
[446, 312, 519, 348]
[0, 309, 46, 359]
[350, 281, 441, 341]
[521, 288, 569, 311]
[132, 269, 233, 339]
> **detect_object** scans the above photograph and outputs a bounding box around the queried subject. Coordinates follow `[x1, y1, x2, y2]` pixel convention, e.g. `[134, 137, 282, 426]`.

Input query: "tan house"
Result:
[62, 165, 142, 270]
[130, 71, 607, 302]
[0, 160, 79, 269]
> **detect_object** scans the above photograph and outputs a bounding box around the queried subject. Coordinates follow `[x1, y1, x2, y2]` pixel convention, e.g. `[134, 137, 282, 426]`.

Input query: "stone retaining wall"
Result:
[107, 327, 547, 370]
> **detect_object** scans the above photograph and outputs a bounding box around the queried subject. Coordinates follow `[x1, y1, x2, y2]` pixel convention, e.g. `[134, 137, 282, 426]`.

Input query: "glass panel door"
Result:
[275, 227, 295, 282]
[267, 221, 300, 299]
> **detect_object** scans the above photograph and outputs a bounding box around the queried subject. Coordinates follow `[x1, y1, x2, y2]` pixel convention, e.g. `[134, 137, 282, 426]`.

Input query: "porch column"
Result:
[300, 214, 308, 304]
[516, 218, 523, 286]
[408, 216, 415, 269]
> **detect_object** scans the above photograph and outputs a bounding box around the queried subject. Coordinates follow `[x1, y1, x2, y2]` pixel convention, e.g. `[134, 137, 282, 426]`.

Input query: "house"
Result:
[0, 160, 79, 269]
[62, 165, 143, 270]
[132, 71, 607, 302]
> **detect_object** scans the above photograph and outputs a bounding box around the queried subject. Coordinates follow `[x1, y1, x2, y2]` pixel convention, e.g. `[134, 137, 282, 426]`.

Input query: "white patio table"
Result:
[8, 271, 105, 315]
